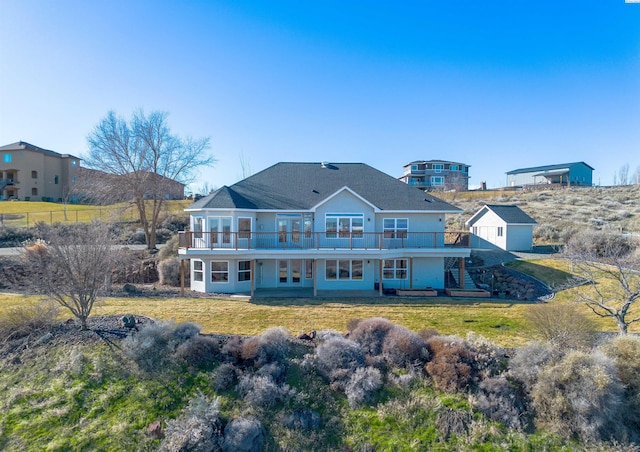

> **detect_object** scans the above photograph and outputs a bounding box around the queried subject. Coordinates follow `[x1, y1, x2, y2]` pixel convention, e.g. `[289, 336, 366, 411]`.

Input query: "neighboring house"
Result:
[466, 204, 537, 251]
[0, 141, 81, 201]
[178, 162, 471, 296]
[506, 162, 594, 188]
[399, 160, 470, 191]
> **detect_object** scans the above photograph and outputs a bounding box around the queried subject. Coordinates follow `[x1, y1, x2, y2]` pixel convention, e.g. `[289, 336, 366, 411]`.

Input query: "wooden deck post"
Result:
[180, 259, 185, 296]
[458, 257, 465, 289]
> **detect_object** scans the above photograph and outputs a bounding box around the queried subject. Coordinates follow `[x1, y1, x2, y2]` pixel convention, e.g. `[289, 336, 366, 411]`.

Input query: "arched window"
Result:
[32, 187, 38, 196]
[32, 170, 38, 178]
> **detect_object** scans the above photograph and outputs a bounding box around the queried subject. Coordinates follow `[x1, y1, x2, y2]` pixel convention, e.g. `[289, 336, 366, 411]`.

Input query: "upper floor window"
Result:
[210, 217, 232, 244]
[326, 214, 363, 238]
[54, 175, 59, 185]
[238, 218, 251, 239]
[71, 160, 77, 167]
[431, 176, 444, 186]
[450, 165, 458, 171]
[383, 218, 408, 238]
[31, 171, 38, 179]
[411, 164, 418, 172]
[3, 153, 11, 163]
[432, 164, 443, 173]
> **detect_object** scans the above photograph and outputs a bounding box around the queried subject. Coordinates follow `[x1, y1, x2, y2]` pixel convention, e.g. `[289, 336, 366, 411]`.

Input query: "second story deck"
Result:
[178, 230, 470, 251]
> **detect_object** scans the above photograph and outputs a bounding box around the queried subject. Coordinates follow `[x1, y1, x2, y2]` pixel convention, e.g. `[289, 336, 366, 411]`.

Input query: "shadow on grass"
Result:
[505, 260, 576, 288]
[249, 296, 531, 307]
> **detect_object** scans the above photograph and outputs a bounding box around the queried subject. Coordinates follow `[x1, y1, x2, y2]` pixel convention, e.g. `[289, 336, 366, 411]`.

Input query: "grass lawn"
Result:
[2, 257, 635, 347]
[505, 258, 575, 288]
[0, 200, 190, 227]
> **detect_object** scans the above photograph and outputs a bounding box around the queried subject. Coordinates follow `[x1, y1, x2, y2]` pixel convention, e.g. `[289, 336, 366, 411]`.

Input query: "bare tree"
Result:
[564, 230, 640, 334]
[86, 110, 214, 249]
[24, 222, 119, 330]
[615, 163, 630, 186]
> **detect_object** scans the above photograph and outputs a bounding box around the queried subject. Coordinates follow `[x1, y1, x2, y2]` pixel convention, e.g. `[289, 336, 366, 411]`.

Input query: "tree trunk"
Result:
[615, 316, 628, 334]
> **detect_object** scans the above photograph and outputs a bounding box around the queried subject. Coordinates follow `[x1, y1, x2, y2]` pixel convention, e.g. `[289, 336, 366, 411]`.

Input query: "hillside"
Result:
[439, 185, 640, 244]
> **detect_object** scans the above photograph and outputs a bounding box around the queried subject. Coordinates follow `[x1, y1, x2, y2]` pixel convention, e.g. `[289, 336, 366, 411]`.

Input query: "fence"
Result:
[0, 207, 137, 228]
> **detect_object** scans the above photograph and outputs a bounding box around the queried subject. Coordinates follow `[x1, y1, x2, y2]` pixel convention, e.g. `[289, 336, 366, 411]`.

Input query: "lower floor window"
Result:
[193, 260, 203, 282]
[383, 259, 407, 280]
[211, 261, 229, 282]
[238, 260, 251, 281]
[326, 259, 363, 280]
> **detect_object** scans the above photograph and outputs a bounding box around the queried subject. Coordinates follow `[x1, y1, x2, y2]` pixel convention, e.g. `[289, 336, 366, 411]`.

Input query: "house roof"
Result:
[404, 160, 470, 167]
[465, 204, 537, 226]
[0, 141, 81, 160]
[190, 162, 462, 212]
[506, 162, 594, 175]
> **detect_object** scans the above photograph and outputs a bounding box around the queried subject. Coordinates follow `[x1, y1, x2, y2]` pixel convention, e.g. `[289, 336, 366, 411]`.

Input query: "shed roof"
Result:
[465, 204, 537, 226]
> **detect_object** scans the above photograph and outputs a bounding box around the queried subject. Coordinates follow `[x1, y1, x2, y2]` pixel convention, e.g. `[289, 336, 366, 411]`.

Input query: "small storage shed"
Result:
[466, 204, 537, 251]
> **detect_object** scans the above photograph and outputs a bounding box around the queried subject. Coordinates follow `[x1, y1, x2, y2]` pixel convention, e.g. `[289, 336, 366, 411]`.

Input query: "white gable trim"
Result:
[310, 186, 378, 212]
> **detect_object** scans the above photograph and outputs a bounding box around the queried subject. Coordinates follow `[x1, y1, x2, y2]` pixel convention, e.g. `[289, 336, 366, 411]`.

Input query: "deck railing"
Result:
[178, 231, 469, 251]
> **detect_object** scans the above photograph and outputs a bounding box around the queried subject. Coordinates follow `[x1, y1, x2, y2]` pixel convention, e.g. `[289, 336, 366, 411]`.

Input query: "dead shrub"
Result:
[237, 374, 295, 409]
[525, 302, 597, 349]
[508, 341, 561, 391]
[213, 363, 238, 391]
[158, 257, 182, 286]
[381, 325, 428, 368]
[222, 417, 265, 452]
[425, 336, 474, 393]
[315, 336, 365, 390]
[159, 394, 224, 452]
[348, 317, 395, 356]
[435, 407, 473, 440]
[174, 335, 221, 370]
[470, 375, 528, 431]
[221, 336, 245, 364]
[345, 366, 383, 408]
[241, 327, 290, 367]
[531, 350, 625, 443]
[0, 301, 59, 342]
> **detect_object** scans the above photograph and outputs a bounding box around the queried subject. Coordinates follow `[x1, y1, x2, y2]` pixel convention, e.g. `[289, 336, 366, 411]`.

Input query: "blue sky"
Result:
[1, 1, 639, 191]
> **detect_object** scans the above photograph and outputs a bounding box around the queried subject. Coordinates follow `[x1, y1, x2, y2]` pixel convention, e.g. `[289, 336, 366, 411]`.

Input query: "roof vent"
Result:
[321, 161, 330, 168]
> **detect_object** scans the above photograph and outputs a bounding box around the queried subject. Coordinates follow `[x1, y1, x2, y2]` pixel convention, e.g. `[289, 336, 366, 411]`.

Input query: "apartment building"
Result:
[400, 160, 470, 191]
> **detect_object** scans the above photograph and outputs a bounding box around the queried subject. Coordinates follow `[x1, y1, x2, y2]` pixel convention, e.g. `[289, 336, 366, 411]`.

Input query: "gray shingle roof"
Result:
[466, 204, 537, 226]
[189, 162, 462, 212]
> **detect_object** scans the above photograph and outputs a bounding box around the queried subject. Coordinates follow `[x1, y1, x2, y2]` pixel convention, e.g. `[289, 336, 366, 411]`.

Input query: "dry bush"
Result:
[348, 317, 395, 356]
[213, 363, 238, 391]
[159, 394, 224, 452]
[418, 328, 440, 340]
[173, 322, 201, 342]
[281, 408, 321, 431]
[0, 301, 59, 342]
[601, 335, 640, 441]
[524, 302, 597, 349]
[470, 375, 528, 431]
[174, 335, 221, 370]
[241, 327, 290, 367]
[315, 336, 365, 390]
[236, 374, 295, 409]
[425, 336, 474, 393]
[158, 258, 182, 286]
[345, 366, 383, 409]
[221, 336, 245, 364]
[531, 350, 625, 443]
[222, 417, 265, 452]
[435, 407, 473, 440]
[381, 325, 428, 368]
[508, 341, 561, 391]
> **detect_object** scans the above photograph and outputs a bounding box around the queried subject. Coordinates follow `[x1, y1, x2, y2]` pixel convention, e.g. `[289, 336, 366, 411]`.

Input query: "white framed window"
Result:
[383, 259, 407, 280]
[383, 218, 408, 239]
[238, 260, 251, 281]
[450, 165, 458, 171]
[211, 261, 229, 282]
[238, 217, 251, 239]
[497, 227, 504, 237]
[431, 176, 444, 186]
[325, 259, 363, 280]
[473, 226, 478, 235]
[325, 214, 364, 238]
[193, 260, 204, 282]
[193, 217, 205, 240]
[411, 164, 418, 172]
[433, 164, 443, 173]
[209, 217, 232, 244]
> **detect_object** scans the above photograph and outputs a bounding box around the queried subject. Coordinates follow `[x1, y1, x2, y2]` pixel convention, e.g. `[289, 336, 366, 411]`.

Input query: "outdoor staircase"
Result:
[445, 257, 477, 289]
